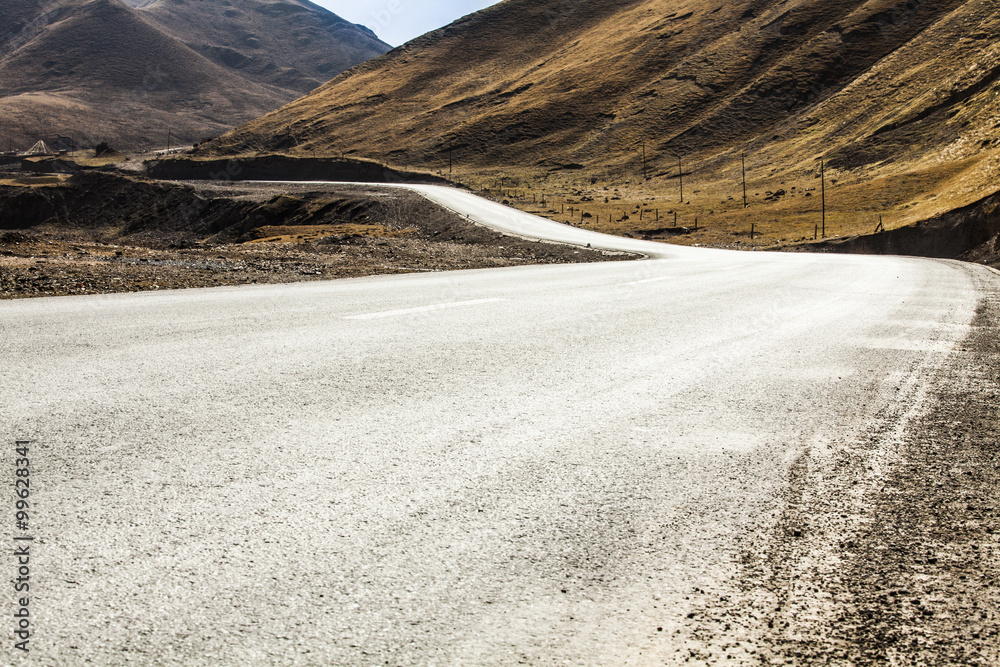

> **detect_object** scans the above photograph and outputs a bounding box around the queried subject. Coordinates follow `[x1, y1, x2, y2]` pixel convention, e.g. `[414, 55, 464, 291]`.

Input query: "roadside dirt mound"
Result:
[808, 188, 1000, 262]
[960, 234, 1000, 270]
[0, 174, 631, 299]
[94, 143, 123, 158]
[0, 172, 455, 244]
[145, 155, 449, 185]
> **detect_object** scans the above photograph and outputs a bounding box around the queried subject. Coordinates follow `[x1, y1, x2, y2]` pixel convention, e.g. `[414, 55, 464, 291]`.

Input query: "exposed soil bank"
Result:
[807, 188, 1000, 268]
[144, 154, 450, 185]
[0, 172, 449, 245]
[0, 174, 629, 299]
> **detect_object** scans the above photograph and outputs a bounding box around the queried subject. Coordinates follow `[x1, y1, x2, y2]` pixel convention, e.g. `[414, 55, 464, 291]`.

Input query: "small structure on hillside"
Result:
[21, 140, 55, 156]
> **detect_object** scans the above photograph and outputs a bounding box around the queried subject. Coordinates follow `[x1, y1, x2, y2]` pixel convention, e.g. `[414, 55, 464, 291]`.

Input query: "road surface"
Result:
[2, 185, 997, 665]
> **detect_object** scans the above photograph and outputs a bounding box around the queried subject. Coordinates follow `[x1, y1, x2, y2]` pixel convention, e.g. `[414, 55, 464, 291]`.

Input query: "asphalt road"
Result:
[2, 185, 997, 665]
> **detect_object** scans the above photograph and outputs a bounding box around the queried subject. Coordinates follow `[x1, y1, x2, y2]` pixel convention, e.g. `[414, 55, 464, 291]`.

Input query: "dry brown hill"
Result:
[206, 0, 1000, 248]
[121, 0, 388, 95]
[0, 0, 388, 150]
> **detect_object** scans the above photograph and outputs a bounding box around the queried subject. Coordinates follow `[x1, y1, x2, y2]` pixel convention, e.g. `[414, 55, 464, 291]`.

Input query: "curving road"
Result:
[2, 184, 997, 664]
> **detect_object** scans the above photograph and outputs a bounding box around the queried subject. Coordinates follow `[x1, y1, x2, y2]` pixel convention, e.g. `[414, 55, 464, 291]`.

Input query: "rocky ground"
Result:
[759, 284, 1000, 665]
[671, 270, 1000, 665]
[0, 177, 632, 299]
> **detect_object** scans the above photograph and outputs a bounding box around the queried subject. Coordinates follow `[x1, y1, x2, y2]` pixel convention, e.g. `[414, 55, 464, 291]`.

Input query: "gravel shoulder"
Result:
[675, 265, 1000, 665]
[795, 275, 999, 665]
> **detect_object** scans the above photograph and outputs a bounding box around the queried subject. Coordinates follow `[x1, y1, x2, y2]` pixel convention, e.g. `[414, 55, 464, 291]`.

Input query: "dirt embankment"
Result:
[0, 173, 630, 299]
[144, 154, 450, 185]
[808, 189, 1000, 268]
[1, 172, 429, 245]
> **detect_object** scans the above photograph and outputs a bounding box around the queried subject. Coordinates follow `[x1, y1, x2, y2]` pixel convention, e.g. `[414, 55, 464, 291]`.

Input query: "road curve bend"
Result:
[1, 184, 998, 665]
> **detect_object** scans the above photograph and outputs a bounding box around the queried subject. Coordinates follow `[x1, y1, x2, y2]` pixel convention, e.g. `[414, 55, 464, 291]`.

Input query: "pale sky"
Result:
[312, 0, 500, 47]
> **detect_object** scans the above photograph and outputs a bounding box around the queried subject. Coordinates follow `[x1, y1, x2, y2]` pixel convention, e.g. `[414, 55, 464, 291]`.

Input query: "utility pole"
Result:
[166, 129, 172, 153]
[677, 155, 684, 203]
[821, 159, 826, 238]
[741, 152, 748, 209]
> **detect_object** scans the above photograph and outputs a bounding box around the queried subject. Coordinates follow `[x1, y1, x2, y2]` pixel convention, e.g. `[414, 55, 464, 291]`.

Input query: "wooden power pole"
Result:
[821, 159, 826, 238]
[742, 152, 748, 209]
[677, 155, 683, 203]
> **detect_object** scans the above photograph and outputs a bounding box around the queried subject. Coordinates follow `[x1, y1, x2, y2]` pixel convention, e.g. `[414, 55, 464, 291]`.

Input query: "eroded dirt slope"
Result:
[0, 174, 629, 298]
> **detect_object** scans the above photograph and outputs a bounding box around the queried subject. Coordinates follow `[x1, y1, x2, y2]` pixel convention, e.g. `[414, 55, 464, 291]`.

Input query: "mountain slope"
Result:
[0, 0, 388, 149]
[208, 0, 1000, 237]
[121, 0, 389, 95]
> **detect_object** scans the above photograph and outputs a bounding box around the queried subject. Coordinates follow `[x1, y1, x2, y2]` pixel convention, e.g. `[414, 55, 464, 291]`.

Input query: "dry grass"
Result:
[65, 150, 129, 168]
[0, 174, 70, 187]
[208, 0, 1000, 245]
[466, 155, 989, 249]
[245, 223, 416, 244]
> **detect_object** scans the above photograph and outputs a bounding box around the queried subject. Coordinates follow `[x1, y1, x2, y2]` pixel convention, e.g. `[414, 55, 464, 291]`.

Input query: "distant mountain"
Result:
[121, 0, 388, 95]
[0, 0, 389, 150]
[208, 0, 1000, 233]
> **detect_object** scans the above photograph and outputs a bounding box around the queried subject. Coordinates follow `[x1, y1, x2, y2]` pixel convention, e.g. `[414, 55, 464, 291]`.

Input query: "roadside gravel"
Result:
[675, 268, 1000, 665]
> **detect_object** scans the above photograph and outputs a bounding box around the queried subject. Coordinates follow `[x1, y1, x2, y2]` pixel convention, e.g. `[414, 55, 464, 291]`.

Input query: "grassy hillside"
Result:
[0, 0, 388, 149]
[206, 0, 1000, 247]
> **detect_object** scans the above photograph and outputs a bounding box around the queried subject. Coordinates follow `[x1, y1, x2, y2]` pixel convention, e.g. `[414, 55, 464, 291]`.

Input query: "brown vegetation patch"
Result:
[244, 224, 415, 244]
[201, 0, 1000, 259]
